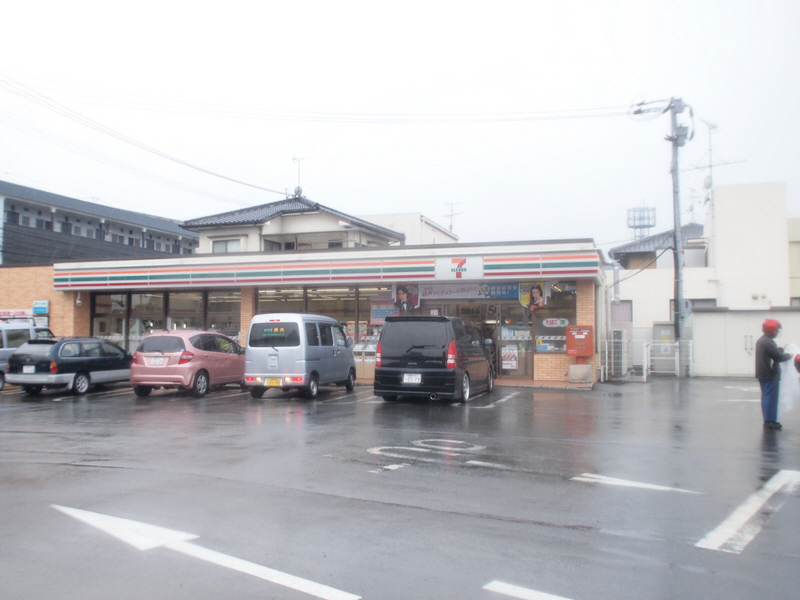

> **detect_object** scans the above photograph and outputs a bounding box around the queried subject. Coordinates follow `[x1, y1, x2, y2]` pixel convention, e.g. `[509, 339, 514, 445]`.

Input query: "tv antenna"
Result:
[443, 202, 463, 231]
[292, 155, 309, 189]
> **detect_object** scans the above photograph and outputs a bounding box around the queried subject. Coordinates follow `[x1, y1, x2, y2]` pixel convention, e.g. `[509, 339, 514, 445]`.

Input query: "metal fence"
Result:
[599, 339, 693, 381]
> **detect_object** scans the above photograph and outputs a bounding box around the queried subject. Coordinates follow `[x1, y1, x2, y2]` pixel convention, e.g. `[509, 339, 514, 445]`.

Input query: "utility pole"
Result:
[666, 98, 693, 342]
[632, 97, 693, 375]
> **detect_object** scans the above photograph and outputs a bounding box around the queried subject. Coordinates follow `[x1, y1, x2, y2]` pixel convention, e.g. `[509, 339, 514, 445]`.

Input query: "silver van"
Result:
[0, 323, 55, 391]
[245, 313, 356, 399]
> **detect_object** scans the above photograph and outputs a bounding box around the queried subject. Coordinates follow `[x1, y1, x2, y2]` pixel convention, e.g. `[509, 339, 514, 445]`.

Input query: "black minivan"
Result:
[374, 316, 493, 402]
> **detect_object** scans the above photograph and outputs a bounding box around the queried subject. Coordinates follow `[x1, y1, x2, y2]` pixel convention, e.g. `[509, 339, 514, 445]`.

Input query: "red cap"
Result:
[763, 319, 781, 336]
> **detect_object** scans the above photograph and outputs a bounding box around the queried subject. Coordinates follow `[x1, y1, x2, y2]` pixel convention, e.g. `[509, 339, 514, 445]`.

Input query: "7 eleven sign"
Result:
[435, 256, 483, 280]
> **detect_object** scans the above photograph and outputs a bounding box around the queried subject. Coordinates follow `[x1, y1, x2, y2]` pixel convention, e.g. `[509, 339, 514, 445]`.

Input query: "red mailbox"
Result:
[566, 325, 593, 357]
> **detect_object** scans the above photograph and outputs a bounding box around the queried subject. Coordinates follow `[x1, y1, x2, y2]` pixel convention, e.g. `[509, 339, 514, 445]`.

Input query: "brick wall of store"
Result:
[0, 266, 86, 336]
[239, 286, 257, 344]
[533, 279, 597, 382]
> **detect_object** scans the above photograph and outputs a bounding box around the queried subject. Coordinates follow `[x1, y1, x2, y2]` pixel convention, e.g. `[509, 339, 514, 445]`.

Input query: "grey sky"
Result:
[1, 1, 798, 253]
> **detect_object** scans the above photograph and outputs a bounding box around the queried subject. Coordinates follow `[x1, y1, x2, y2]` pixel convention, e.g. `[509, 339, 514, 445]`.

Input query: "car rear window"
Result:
[249, 323, 301, 347]
[5, 329, 31, 348]
[381, 321, 449, 349]
[137, 336, 186, 353]
[14, 341, 56, 357]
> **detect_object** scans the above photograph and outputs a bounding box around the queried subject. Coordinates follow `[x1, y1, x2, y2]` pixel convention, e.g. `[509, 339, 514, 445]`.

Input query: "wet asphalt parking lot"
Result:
[1, 377, 798, 600]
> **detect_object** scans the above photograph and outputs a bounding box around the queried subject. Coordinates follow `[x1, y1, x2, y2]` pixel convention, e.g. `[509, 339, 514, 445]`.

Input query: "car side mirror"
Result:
[347, 337, 354, 348]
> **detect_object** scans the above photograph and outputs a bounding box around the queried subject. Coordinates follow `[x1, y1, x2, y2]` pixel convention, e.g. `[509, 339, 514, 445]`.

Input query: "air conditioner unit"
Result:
[610, 329, 629, 379]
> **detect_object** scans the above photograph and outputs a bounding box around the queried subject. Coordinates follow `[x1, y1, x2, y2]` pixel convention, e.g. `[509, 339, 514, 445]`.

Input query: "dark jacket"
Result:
[755, 334, 791, 380]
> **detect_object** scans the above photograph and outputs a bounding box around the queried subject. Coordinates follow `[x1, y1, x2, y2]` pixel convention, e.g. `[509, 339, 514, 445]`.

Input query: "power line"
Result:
[2, 73, 632, 124]
[0, 73, 285, 196]
[0, 108, 254, 207]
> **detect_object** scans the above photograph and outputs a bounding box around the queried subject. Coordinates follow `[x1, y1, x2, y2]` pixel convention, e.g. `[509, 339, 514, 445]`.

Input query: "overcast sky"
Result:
[1, 1, 798, 253]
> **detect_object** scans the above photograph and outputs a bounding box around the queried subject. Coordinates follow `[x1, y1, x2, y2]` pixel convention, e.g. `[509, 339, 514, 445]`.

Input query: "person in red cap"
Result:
[755, 319, 791, 429]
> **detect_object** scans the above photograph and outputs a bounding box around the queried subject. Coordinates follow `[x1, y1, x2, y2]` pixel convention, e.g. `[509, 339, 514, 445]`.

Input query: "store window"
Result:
[529, 281, 577, 353]
[168, 292, 204, 331]
[257, 288, 304, 314]
[207, 290, 240, 341]
[130, 292, 165, 351]
[92, 294, 127, 347]
[358, 287, 392, 342]
[307, 287, 355, 331]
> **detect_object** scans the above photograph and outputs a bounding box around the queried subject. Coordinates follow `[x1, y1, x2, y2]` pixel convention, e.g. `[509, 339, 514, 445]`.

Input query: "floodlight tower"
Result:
[627, 207, 656, 240]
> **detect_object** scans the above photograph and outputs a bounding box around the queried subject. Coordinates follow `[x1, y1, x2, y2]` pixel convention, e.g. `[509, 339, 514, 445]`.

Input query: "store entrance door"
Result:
[496, 302, 533, 380]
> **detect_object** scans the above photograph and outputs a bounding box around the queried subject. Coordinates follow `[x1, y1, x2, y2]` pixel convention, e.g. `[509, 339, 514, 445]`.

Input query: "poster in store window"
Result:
[393, 284, 418, 312]
[502, 345, 518, 370]
[520, 281, 550, 312]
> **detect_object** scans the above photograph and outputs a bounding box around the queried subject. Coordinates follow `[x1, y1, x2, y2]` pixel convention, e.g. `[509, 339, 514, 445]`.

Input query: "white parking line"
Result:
[717, 398, 759, 403]
[473, 392, 519, 409]
[484, 580, 573, 600]
[571, 473, 700, 494]
[369, 463, 409, 474]
[696, 469, 800, 553]
[53, 389, 132, 402]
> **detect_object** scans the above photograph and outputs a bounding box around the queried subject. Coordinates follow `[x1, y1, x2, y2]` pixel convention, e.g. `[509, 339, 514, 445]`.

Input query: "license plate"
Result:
[150, 357, 165, 365]
[23, 365, 35, 374]
[266, 378, 281, 386]
[403, 373, 422, 384]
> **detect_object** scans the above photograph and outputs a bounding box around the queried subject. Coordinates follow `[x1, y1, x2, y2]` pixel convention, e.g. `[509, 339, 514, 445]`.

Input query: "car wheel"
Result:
[382, 395, 398, 402]
[23, 385, 43, 396]
[345, 368, 356, 391]
[0, 372, 4, 391]
[73, 372, 90, 395]
[305, 374, 319, 399]
[133, 386, 152, 397]
[485, 368, 493, 393]
[192, 370, 209, 397]
[461, 372, 470, 402]
[249, 387, 266, 399]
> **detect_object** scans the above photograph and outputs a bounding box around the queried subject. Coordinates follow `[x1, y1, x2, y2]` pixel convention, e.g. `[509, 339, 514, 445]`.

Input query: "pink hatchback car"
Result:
[130, 330, 245, 397]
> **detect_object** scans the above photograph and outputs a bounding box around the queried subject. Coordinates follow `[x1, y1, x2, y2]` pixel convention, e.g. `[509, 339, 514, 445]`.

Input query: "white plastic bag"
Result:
[778, 342, 800, 416]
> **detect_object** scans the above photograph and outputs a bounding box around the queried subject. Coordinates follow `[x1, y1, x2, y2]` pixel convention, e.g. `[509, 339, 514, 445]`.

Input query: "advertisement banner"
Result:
[419, 282, 519, 301]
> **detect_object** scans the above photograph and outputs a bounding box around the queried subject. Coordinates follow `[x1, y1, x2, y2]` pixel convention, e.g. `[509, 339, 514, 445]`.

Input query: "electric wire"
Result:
[1, 73, 632, 123]
[0, 74, 285, 196]
[0, 109, 254, 208]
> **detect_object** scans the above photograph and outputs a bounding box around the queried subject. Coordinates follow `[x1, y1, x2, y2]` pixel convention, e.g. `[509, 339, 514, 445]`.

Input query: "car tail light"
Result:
[446, 340, 457, 369]
[133, 351, 140, 363]
[376, 341, 382, 367]
[50, 361, 58, 374]
[179, 352, 194, 364]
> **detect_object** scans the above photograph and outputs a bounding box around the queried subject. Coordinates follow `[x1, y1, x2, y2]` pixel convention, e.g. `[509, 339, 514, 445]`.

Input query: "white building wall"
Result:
[357, 213, 457, 245]
[616, 267, 719, 329]
[615, 182, 788, 341]
[713, 182, 789, 307]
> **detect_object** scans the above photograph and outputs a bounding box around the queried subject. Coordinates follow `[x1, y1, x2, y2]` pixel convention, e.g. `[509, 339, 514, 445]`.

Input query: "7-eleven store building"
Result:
[48, 239, 608, 383]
